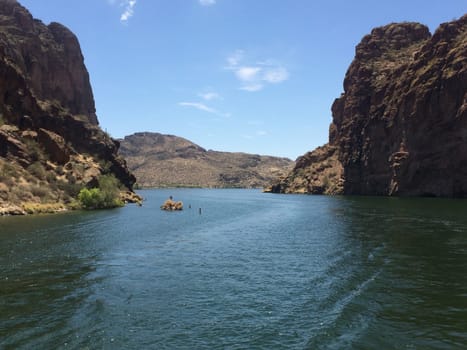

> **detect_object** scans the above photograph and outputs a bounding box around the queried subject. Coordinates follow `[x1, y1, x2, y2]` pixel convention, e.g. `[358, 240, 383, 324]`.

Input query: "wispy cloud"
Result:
[199, 92, 222, 101]
[225, 50, 289, 92]
[199, 0, 217, 6]
[263, 67, 289, 83]
[241, 129, 268, 140]
[179, 102, 217, 114]
[179, 102, 230, 118]
[227, 50, 244, 66]
[235, 66, 261, 82]
[120, 0, 137, 22]
[239, 84, 263, 92]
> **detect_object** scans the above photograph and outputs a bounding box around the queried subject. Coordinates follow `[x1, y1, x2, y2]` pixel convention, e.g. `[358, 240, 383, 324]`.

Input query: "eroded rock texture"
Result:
[273, 15, 467, 197]
[0, 0, 136, 213]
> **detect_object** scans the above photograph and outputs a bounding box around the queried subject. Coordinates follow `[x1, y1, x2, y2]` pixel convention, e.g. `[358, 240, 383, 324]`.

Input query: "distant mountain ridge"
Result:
[119, 132, 294, 188]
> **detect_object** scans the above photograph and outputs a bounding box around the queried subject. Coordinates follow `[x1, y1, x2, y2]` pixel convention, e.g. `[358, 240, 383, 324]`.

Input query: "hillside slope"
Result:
[119, 132, 293, 188]
[0, 0, 136, 214]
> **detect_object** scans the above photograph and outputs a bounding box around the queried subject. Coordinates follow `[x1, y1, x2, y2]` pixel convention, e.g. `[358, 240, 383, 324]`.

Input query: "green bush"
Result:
[77, 174, 123, 209]
[98, 174, 123, 206]
[78, 188, 103, 209]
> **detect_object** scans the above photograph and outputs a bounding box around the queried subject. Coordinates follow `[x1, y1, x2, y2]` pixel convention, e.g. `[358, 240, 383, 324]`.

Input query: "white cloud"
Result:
[227, 50, 244, 67]
[256, 130, 268, 136]
[120, 0, 137, 23]
[263, 67, 289, 84]
[179, 102, 230, 118]
[225, 50, 289, 92]
[199, 0, 216, 6]
[235, 66, 261, 82]
[179, 102, 217, 114]
[199, 92, 221, 101]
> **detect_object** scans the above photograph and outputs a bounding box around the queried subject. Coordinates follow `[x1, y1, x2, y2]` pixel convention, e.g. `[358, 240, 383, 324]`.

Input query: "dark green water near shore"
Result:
[1, 189, 467, 349]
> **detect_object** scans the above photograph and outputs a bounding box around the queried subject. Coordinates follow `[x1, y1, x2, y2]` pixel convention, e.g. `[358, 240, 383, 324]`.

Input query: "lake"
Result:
[1, 189, 467, 349]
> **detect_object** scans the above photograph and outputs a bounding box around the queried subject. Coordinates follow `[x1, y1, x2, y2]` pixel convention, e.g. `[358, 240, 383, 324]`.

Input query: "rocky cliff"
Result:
[273, 15, 467, 197]
[119, 132, 293, 188]
[0, 0, 136, 214]
[265, 143, 343, 194]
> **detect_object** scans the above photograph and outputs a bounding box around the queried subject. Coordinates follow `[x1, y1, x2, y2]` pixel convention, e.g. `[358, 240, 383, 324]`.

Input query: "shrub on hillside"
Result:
[78, 188, 102, 209]
[27, 162, 47, 180]
[77, 174, 124, 209]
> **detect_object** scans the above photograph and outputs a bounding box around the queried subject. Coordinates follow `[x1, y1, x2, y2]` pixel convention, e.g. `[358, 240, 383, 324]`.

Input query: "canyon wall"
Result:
[273, 15, 467, 197]
[0, 0, 136, 214]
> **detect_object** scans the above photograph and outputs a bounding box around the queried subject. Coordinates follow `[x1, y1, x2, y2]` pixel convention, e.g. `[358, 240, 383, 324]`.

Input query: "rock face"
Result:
[0, 0, 136, 213]
[273, 15, 467, 197]
[0, 0, 97, 124]
[119, 132, 294, 188]
[265, 144, 343, 194]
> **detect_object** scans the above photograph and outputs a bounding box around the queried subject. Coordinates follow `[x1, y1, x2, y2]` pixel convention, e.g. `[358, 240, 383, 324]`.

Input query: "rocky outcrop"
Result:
[265, 144, 343, 194]
[0, 0, 136, 214]
[272, 15, 467, 197]
[160, 198, 183, 211]
[37, 128, 69, 164]
[119, 132, 293, 188]
[0, 0, 97, 124]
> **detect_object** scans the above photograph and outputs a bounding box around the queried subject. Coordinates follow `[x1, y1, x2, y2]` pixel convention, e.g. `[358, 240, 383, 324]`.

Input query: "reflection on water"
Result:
[0, 213, 99, 347]
[1, 190, 467, 349]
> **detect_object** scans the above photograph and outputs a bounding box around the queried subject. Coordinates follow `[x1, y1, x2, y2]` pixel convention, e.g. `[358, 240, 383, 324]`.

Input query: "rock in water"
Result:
[160, 198, 183, 211]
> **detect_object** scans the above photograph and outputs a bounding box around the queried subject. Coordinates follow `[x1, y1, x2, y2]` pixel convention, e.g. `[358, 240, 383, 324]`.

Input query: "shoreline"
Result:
[0, 191, 143, 216]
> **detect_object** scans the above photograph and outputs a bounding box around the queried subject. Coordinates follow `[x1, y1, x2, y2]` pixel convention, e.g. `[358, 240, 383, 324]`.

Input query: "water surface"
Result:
[1, 189, 467, 349]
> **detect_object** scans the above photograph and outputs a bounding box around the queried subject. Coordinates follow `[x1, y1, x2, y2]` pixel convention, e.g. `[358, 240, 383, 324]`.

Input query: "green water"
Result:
[1, 189, 467, 349]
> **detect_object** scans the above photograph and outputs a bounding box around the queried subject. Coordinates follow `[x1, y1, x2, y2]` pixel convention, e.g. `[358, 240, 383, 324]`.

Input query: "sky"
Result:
[19, 0, 466, 160]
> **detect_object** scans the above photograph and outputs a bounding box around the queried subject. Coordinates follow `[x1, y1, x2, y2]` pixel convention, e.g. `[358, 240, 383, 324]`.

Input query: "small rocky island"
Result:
[160, 197, 183, 211]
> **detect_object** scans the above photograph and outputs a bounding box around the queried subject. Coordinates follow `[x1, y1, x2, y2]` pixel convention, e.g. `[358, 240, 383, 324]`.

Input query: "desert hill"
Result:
[119, 132, 294, 188]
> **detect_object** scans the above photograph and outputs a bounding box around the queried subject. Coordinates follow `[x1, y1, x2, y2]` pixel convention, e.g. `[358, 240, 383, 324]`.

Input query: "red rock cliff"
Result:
[0, 0, 97, 123]
[272, 15, 467, 197]
[0, 0, 136, 213]
[332, 15, 466, 196]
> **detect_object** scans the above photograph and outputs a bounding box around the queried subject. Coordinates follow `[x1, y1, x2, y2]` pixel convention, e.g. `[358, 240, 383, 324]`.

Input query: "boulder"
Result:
[160, 198, 183, 211]
[37, 128, 69, 164]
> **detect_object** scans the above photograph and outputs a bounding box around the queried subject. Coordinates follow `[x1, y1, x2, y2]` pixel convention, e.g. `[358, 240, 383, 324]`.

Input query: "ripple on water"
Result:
[1, 190, 467, 349]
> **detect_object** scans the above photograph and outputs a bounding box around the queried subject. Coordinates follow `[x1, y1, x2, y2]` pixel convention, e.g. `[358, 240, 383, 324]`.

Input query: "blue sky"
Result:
[20, 0, 466, 159]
